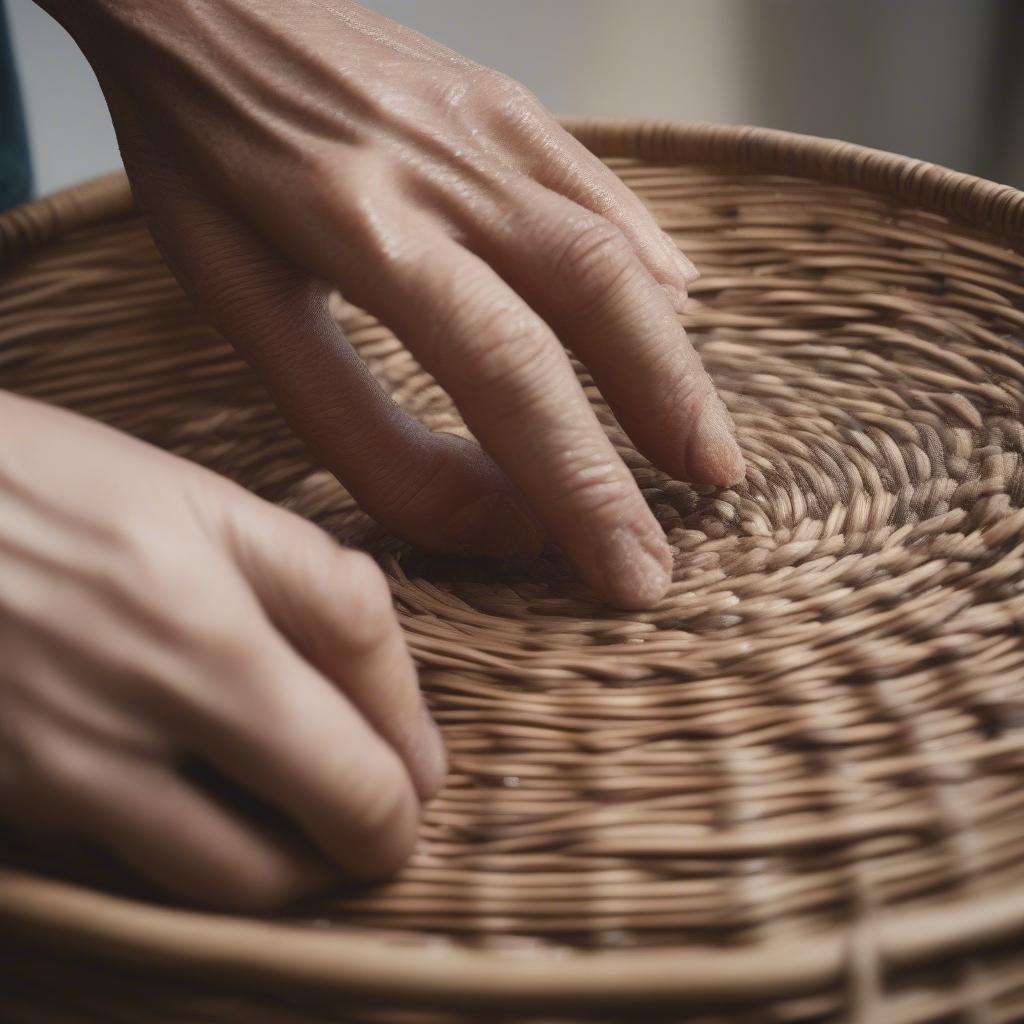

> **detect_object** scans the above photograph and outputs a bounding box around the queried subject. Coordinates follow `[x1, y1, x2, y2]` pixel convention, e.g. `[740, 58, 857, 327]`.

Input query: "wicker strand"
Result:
[1, 121, 1024, 1023]
[562, 121, 1024, 247]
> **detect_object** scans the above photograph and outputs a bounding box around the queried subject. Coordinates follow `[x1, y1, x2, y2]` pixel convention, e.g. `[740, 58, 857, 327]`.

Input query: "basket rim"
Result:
[1, 119, 1021, 267]
[563, 118, 1024, 246]
[2, 118, 1023, 1010]
[4, 868, 1024, 1011]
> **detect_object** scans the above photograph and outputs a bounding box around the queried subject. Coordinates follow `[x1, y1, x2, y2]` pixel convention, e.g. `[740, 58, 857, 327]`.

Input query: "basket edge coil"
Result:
[1, 119, 1024, 1011]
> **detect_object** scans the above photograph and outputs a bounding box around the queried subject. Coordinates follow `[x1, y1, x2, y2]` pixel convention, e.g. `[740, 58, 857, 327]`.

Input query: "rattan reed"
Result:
[2, 121, 1024, 1023]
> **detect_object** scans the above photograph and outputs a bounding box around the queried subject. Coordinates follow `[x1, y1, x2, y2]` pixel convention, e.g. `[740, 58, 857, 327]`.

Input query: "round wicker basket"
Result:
[2, 121, 1024, 1024]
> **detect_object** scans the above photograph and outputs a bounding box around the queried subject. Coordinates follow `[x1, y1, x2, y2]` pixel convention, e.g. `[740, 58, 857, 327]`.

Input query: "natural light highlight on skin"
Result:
[3, 0, 743, 909]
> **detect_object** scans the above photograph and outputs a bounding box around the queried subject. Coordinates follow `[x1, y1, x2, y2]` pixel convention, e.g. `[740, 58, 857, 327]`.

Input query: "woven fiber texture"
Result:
[2, 121, 1024, 1023]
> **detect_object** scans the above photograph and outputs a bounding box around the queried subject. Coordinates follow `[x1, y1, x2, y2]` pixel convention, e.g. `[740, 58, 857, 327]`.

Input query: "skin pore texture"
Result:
[6, 0, 744, 907]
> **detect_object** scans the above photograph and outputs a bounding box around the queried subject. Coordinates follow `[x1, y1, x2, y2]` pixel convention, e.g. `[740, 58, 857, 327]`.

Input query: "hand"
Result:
[41, 0, 744, 609]
[0, 391, 446, 909]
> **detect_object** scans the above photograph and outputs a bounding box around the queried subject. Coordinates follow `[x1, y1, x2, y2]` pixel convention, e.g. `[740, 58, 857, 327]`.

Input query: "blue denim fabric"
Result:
[0, 0, 32, 209]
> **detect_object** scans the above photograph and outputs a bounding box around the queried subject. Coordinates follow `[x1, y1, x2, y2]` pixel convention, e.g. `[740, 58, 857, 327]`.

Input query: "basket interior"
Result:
[2, 128, 1024, 1020]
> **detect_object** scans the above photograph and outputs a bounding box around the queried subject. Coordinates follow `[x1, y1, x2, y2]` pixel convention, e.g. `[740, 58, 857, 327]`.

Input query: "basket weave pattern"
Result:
[2, 122, 1024, 1022]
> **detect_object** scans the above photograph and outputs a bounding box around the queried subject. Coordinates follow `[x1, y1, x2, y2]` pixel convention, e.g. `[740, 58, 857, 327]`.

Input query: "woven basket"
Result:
[2, 120, 1024, 1024]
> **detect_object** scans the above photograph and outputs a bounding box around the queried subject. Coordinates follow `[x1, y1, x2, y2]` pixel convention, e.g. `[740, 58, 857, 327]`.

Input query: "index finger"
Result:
[341, 225, 673, 609]
[190, 631, 421, 880]
[254, 194, 672, 608]
[456, 185, 746, 489]
[221, 504, 448, 802]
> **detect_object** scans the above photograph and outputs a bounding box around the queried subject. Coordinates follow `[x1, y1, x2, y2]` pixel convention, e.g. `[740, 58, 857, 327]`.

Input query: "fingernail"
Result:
[690, 398, 746, 487]
[446, 492, 544, 561]
[597, 527, 671, 609]
[417, 703, 448, 800]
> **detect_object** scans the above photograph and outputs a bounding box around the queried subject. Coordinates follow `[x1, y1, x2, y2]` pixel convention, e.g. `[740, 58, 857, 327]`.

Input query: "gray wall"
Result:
[9, 0, 1023, 197]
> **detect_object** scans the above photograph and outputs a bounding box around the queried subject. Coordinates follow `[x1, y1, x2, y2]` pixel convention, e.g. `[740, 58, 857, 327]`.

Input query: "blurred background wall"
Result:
[8, 0, 1024, 197]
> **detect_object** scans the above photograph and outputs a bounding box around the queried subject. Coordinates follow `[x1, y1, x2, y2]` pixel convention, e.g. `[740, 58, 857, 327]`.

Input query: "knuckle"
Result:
[476, 70, 542, 117]
[558, 217, 629, 274]
[337, 550, 395, 655]
[263, 511, 333, 594]
[553, 446, 640, 522]
[666, 371, 715, 426]
[151, 568, 251, 665]
[117, 529, 204, 612]
[554, 217, 635, 311]
[124, 546, 258, 688]
[446, 311, 554, 396]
